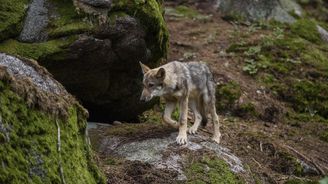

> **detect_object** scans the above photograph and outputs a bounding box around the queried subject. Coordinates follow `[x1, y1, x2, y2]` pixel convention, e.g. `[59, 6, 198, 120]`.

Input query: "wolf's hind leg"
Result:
[188, 99, 202, 134]
[163, 101, 179, 129]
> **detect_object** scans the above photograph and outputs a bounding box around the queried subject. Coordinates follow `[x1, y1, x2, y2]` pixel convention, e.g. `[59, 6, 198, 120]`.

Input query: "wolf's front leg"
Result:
[176, 96, 189, 145]
[163, 101, 179, 129]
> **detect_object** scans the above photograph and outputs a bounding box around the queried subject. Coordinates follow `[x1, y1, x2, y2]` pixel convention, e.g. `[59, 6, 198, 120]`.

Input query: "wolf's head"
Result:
[139, 62, 166, 102]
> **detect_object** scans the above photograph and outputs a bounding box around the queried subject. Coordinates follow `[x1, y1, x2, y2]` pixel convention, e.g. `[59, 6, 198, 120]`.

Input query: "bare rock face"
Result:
[0, 0, 169, 122]
[216, 0, 302, 23]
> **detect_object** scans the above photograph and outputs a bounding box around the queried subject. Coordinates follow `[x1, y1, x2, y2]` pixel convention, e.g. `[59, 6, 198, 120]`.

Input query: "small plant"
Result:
[243, 59, 258, 75]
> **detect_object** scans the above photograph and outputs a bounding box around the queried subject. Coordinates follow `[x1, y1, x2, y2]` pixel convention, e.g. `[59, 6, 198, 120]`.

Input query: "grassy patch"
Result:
[185, 155, 243, 184]
[216, 81, 242, 112]
[226, 19, 328, 120]
[290, 19, 321, 43]
[165, 5, 210, 20]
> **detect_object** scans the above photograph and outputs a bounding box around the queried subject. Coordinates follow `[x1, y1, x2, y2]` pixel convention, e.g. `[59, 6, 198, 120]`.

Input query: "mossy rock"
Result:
[185, 155, 243, 184]
[0, 0, 169, 122]
[0, 0, 29, 41]
[110, 0, 169, 61]
[0, 53, 104, 184]
[0, 36, 77, 61]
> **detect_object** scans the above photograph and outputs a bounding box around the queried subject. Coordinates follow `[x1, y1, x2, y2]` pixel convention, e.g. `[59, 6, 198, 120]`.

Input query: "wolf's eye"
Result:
[148, 83, 154, 88]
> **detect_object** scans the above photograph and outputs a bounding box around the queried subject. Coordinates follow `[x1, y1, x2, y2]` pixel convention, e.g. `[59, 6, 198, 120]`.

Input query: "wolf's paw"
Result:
[176, 134, 188, 145]
[188, 126, 198, 135]
[212, 134, 221, 144]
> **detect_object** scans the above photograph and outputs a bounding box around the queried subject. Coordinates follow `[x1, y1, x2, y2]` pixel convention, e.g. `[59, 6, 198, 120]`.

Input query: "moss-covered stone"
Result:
[0, 36, 77, 60]
[47, 0, 94, 39]
[111, 0, 169, 62]
[0, 0, 28, 41]
[185, 155, 243, 184]
[0, 53, 105, 183]
[0, 80, 104, 184]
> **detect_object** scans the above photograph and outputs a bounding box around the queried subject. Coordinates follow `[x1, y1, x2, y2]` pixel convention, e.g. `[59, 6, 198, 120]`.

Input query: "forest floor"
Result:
[89, 1, 328, 183]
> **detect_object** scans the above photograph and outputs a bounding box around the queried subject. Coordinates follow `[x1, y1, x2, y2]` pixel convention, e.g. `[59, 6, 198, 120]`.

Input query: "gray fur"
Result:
[140, 61, 221, 145]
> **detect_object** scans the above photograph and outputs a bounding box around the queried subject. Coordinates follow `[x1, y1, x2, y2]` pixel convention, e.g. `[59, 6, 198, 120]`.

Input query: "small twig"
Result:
[284, 145, 325, 175]
[260, 141, 263, 152]
[251, 158, 262, 168]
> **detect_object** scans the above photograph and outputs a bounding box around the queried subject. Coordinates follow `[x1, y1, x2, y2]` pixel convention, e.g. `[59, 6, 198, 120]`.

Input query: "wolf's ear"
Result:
[156, 68, 165, 80]
[139, 62, 150, 74]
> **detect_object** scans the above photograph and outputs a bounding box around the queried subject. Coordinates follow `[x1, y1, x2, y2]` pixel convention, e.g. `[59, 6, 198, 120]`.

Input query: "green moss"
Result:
[185, 156, 243, 184]
[111, 0, 169, 63]
[0, 80, 105, 183]
[320, 131, 328, 143]
[235, 103, 258, 118]
[165, 6, 210, 20]
[49, 22, 93, 38]
[227, 21, 328, 120]
[0, 36, 77, 60]
[291, 19, 321, 43]
[281, 80, 328, 118]
[0, 0, 28, 41]
[216, 81, 242, 112]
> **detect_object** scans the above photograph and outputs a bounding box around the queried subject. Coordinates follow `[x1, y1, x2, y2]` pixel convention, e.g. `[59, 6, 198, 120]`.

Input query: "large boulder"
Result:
[0, 0, 169, 122]
[0, 53, 104, 183]
[216, 0, 302, 23]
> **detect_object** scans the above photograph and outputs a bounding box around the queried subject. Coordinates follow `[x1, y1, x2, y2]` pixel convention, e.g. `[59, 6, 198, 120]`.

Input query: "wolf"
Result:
[139, 61, 221, 145]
